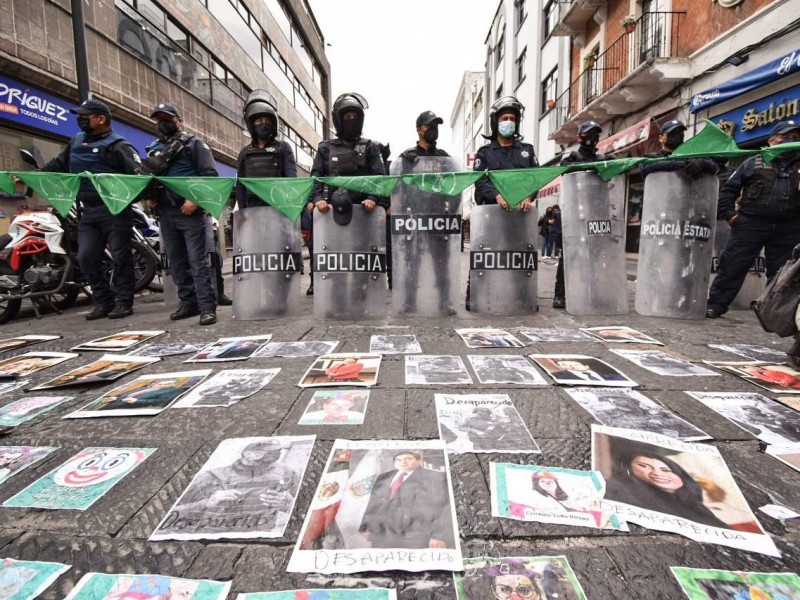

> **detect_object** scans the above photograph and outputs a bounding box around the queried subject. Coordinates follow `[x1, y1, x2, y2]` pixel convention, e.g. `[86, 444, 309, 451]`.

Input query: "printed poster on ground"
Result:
[185, 335, 273, 362]
[299, 390, 370, 425]
[671, 567, 800, 600]
[0, 558, 70, 600]
[467, 355, 547, 385]
[0, 335, 60, 354]
[172, 368, 280, 408]
[30, 355, 159, 390]
[0, 446, 58, 486]
[530, 354, 636, 387]
[456, 328, 525, 349]
[71, 330, 165, 352]
[298, 353, 382, 388]
[0, 396, 74, 427]
[369, 335, 422, 355]
[253, 341, 339, 359]
[610, 349, 718, 377]
[454, 556, 587, 600]
[0, 352, 78, 380]
[64, 573, 231, 600]
[405, 355, 472, 385]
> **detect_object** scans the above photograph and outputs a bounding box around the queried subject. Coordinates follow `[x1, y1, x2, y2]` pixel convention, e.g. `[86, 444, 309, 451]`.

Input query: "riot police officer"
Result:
[40, 99, 141, 320]
[145, 102, 219, 326]
[707, 120, 800, 318]
[552, 120, 605, 309]
[640, 120, 717, 178]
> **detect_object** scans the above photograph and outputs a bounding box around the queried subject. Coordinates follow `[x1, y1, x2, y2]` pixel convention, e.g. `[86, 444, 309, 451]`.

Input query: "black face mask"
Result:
[666, 132, 684, 149]
[340, 120, 361, 141]
[254, 124, 274, 141]
[157, 120, 179, 138]
[77, 116, 93, 133]
[581, 135, 599, 148]
[423, 127, 439, 144]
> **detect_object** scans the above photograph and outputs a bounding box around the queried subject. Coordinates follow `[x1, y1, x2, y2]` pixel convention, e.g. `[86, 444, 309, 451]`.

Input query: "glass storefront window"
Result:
[0, 127, 64, 211]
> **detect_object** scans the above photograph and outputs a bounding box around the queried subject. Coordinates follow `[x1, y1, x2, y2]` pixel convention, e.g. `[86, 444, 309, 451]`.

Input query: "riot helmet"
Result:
[578, 120, 602, 148]
[578, 120, 602, 136]
[243, 90, 279, 142]
[333, 93, 368, 141]
[489, 96, 524, 138]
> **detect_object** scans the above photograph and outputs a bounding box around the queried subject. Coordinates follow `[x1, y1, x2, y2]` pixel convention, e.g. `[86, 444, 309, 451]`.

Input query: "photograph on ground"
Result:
[71, 330, 165, 352]
[64, 573, 231, 600]
[670, 567, 800, 600]
[708, 343, 789, 363]
[126, 342, 209, 357]
[172, 369, 280, 408]
[581, 326, 663, 345]
[298, 353, 382, 388]
[703, 361, 800, 394]
[520, 329, 595, 343]
[454, 556, 587, 600]
[610, 349, 718, 377]
[186, 335, 273, 362]
[467, 355, 547, 385]
[30, 355, 160, 390]
[0, 396, 74, 427]
[369, 335, 422, 355]
[299, 390, 369, 425]
[0, 558, 70, 600]
[0, 446, 58, 486]
[456, 328, 525, 349]
[405, 355, 473, 385]
[766, 442, 800, 474]
[253, 341, 340, 359]
[237, 590, 396, 599]
[0, 352, 78, 380]
[0, 335, 60, 354]
[530, 355, 636, 387]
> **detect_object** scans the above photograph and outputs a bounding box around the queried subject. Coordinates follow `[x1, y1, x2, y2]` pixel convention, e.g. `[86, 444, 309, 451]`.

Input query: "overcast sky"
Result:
[306, 0, 500, 162]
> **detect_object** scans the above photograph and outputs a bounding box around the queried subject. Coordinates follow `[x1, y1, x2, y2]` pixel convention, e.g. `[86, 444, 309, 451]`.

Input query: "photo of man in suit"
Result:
[358, 450, 455, 549]
[549, 359, 626, 383]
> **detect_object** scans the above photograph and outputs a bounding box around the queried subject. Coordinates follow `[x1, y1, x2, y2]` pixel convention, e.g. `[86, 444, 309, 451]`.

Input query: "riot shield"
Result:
[232, 206, 301, 319]
[468, 205, 538, 315]
[635, 171, 718, 319]
[389, 156, 462, 316]
[313, 207, 387, 320]
[560, 172, 628, 315]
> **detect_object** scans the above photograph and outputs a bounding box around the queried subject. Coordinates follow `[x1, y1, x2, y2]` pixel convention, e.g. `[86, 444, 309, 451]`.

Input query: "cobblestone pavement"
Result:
[0, 251, 798, 599]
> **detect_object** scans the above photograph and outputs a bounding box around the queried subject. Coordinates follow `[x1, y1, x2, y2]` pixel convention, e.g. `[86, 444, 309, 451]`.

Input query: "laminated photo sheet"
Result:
[0, 352, 78, 380]
[0, 380, 30, 396]
[685, 391, 800, 445]
[64, 370, 212, 418]
[773, 395, 800, 412]
[671, 567, 800, 600]
[71, 330, 165, 352]
[467, 355, 548, 385]
[0, 396, 74, 427]
[405, 355, 473, 385]
[580, 326, 663, 345]
[3, 447, 155, 510]
[30, 355, 160, 390]
[298, 353, 382, 388]
[0, 446, 59, 486]
[185, 335, 273, 362]
[490, 463, 626, 531]
[766, 442, 800, 474]
[126, 342, 208, 357]
[564, 388, 710, 442]
[253, 341, 340, 359]
[237, 591, 396, 600]
[299, 390, 370, 425]
[434, 394, 540, 454]
[0, 335, 60, 354]
[519, 329, 596, 343]
[369, 335, 422, 355]
[172, 368, 280, 408]
[150, 435, 315, 541]
[288, 439, 463, 574]
[529, 354, 636, 387]
[0, 557, 70, 600]
[610, 349, 718, 377]
[592, 425, 779, 557]
[703, 360, 800, 394]
[708, 343, 789, 363]
[456, 328, 525, 349]
[454, 556, 587, 600]
[64, 573, 231, 600]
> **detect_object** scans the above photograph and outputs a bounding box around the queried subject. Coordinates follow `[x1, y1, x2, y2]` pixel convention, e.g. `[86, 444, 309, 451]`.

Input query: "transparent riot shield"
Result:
[560, 172, 628, 315]
[313, 207, 387, 320]
[389, 156, 462, 316]
[635, 171, 718, 319]
[232, 206, 301, 319]
[469, 205, 538, 315]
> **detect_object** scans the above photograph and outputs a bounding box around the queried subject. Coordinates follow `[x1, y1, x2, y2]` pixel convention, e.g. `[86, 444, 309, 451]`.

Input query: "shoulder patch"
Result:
[473, 158, 482, 169]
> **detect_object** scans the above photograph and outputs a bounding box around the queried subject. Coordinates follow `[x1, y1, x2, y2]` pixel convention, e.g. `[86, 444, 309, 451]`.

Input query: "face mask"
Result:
[581, 135, 599, 148]
[340, 120, 361, 141]
[254, 124, 273, 141]
[423, 127, 439, 144]
[157, 120, 178, 138]
[498, 121, 516, 138]
[77, 116, 93, 133]
[666, 132, 684, 149]
[779, 136, 800, 145]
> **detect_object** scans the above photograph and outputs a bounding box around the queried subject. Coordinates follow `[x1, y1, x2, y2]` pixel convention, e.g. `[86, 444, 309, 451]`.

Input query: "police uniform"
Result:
[41, 102, 141, 317]
[310, 138, 387, 205]
[473, 139, 539, 204]
[235, 139, 297, 209]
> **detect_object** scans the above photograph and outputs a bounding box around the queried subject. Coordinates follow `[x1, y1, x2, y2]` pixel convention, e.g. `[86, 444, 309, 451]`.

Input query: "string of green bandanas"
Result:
[2, 121, 798, 221]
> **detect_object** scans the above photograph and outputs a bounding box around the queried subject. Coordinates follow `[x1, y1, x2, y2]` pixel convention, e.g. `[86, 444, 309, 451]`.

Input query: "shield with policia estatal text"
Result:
[233, 206, 301, 319]
[561, 171, 628, 316]
[390, 156, 462, 316]
[313, 207, 387, 320]
[469, 204, 538, 315]
[635, 171, 718, 319]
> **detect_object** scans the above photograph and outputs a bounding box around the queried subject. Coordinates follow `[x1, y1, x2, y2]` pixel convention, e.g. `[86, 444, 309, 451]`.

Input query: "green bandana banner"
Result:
[670, 120, 749, 159]
[239, 178, 315, 221]
[87, 173, 153, 216]
[763, 141, 800, 163]
[402, 170, 483, 196]
[489, 167, 568, 208]
[158, 177, 235, 218]
[318, 175, 400, 198]
[594, 157, 648, 181]
[10, 171, 81, 217]
[0, 172, 15, 196]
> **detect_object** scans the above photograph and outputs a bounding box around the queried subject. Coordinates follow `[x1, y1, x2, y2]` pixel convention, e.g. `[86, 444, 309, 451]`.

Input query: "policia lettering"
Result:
[315, 252, 388, 273]
[233, 253, 303, 274]
[641, 220, 712, 242]
[587, 220, 612, 235]
[391, 215, 462, 235]
[470, 251, 537, 271]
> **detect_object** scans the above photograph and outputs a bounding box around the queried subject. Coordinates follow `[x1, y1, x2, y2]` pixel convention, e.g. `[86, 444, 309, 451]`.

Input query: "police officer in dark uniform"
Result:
[552, 120, 605, 309]
[40, 99, 141, 320]
[640, 120, 717, 178]
[707, 120, 800, 319]
[145, 102, 218, 326]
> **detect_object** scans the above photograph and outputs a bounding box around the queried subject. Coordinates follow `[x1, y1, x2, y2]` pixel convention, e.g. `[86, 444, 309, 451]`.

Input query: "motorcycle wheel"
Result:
[34, 287, 80, 312]
[131, 240, 157, 293]
[0, 297, 21, 325]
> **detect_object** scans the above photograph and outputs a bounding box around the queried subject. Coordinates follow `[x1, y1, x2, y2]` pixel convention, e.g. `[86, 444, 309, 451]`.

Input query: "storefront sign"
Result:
[713, 84, 800, 144]
[597, 117, 653, 155]
[690, 48, 800, 113]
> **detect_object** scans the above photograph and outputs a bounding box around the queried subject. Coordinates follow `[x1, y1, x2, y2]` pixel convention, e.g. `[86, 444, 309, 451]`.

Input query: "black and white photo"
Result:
[253, 341, 340, 359]
[405, 355, 473, 385]
[610, 349, 718, 377]
[467, 355, 547, 385]
[369, 335, 422, 355]
[172, 369, 281, 408]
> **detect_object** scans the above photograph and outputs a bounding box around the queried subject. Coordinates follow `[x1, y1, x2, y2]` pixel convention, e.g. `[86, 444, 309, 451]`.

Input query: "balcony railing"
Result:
[549, 11, 685, 136]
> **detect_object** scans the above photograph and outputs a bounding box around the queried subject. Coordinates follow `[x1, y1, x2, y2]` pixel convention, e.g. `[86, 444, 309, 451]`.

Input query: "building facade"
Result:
[0, 0, 331, 187]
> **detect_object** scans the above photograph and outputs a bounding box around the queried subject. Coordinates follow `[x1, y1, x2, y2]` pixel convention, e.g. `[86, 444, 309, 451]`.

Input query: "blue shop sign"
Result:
[690, 48, 800, 113]
[712, 84, 800, 144]
[0, 74, 235, 177]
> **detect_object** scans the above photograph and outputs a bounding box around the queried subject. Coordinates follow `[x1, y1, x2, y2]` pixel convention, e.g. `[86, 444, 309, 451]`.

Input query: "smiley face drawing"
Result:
[53, 448, 148, 487]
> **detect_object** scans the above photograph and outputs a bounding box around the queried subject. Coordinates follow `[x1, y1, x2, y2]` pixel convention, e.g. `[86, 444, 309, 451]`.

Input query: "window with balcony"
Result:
[584, 46, 601, 105]
[541, 67, 557, 115]
[516, 47, 527, 89]
[543, 0, 558, 41]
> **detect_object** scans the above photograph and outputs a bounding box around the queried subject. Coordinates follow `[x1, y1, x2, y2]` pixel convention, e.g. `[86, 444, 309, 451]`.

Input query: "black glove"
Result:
[683, 159, 705, 178]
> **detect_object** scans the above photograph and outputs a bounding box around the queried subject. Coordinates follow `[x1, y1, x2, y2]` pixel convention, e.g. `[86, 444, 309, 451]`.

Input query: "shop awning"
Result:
[597, 117, 654, 156]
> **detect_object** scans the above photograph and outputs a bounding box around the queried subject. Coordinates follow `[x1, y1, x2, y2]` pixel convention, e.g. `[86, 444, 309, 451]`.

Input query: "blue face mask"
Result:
[498, 121, 516, 138]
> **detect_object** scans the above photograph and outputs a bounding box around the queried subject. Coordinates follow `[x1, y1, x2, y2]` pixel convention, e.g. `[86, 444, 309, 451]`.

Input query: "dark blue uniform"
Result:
[473, 139, 539, 204]
[311, 138, 387, 206]
[235, 140, 296, 210]
[639, 149, 717, 178]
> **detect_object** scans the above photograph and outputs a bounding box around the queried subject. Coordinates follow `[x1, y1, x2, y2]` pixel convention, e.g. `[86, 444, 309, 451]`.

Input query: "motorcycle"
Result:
[130, 204, 165, 293]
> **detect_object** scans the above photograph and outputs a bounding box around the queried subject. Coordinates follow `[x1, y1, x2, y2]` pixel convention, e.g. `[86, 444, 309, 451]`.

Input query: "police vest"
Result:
[241, 142, 283, 208]
[70, 131, 125, 202]
[743, 155, 800, 209]
[147, 134, 196, 177]
[328, 139, 369, 176]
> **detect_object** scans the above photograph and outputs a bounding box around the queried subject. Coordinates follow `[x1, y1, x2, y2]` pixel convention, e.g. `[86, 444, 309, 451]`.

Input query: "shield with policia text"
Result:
[313, 207, 387, 320]
[635, 171, 718, 319]
[233, 206, 301, 319]
[561, 172, 627, 315]
[390, 156, 462, 316]
[469, 204, 538, 315]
